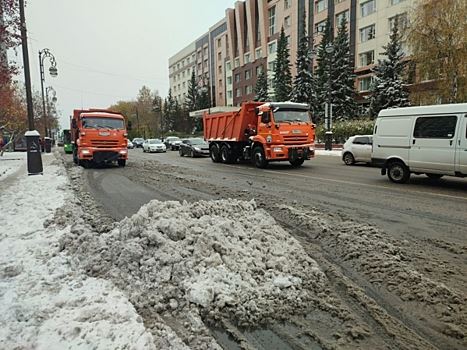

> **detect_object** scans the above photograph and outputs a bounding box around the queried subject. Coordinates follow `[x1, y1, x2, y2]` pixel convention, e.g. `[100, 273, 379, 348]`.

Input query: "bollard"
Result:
[25, 130, 43, 175]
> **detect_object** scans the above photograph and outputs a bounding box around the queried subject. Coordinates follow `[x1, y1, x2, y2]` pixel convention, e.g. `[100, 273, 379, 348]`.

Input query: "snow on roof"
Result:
[378, 103, 467, 117]
[263, 102, 310, 110]
[25, 130, 40, 136]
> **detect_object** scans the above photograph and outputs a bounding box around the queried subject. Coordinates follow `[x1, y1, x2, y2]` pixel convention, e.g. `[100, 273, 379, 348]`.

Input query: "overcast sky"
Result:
[14, 0, 234, 129]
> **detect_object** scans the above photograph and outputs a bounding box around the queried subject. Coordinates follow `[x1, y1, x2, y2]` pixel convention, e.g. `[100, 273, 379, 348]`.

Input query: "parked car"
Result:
[127, 140, 134, 149]
[372, 103, 467, 183]
[164, 136, 182, 150]
[143, 139, 167, 153]
[179, 138, 209, 157]
[342, 135, 373, 165]
[132, 138, 144, 148]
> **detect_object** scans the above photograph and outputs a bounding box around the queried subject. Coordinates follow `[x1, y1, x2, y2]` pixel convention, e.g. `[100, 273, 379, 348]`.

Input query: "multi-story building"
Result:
[169, 41, 197, 103]
[169, 0, 416, 109]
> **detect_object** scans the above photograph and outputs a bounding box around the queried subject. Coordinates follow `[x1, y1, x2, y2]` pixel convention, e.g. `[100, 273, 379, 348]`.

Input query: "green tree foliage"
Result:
[331, 17, 357, 119]
[290, 11, 315, 108]
[315, 118, 374, 144]
[369, 20, 410, 117]
[254, 68, 269, 102]
[273, 27, 292, 101]
[314, 19, 333, 122]
[407, 0, 466, 103]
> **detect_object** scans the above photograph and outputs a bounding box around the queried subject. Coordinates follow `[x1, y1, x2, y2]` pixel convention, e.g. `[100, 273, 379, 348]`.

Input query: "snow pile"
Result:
[0, 157, 155, 349]
[0, 152, 26, 181]
[62, 200, 327, 329]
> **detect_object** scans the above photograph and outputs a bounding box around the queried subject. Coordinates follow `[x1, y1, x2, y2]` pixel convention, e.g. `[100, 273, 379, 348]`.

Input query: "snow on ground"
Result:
[315, 149, 342, 157]
[0, 154, 156, 349]
[0, 152, 27, 181]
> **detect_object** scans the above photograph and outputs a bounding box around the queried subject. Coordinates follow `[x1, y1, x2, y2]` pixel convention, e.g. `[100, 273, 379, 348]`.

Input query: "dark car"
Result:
[164, 136, 182, 150]
[132, 138, 144, 148]
[179, 138, 209, 157]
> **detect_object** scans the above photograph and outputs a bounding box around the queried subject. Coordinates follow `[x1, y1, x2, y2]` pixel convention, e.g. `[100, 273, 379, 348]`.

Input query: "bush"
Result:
[315, 118, 374, 144]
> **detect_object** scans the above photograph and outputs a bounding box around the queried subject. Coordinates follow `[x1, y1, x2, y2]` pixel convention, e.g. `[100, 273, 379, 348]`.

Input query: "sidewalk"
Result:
[0, 152, 155, 349]
[0, 152, 27, 182]
[315, 149, 343, 157]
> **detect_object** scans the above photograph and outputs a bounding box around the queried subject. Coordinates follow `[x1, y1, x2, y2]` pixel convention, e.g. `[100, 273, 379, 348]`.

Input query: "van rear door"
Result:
[456, 115, 467, 175]
[410, 115, 458, 174]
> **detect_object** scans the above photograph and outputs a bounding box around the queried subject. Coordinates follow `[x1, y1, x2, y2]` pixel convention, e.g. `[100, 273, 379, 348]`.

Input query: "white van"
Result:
[372, 103, 467, 183]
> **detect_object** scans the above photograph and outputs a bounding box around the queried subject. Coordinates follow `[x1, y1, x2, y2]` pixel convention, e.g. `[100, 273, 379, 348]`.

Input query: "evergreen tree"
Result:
[331, 17, 357, 119]
[163, 89, 176, 132]
[273, 27, 292, 101]
[290, 10, 315, 108]
[185, 70, 197, 112]
[196, 85, 211, 110]
[254, 68, 269, 102]
[314, 19, 333, 122]
[369, 19, 410, 117]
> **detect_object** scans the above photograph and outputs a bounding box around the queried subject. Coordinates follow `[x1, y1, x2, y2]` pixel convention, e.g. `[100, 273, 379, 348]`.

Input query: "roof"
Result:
[80, 112, 124, 119]
[264, 102, 310, 110]
[378, 103, 467, 117]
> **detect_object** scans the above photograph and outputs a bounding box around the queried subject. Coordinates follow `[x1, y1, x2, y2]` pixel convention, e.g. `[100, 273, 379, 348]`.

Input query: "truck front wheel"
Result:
[210, 143, 222, 163]
[253, 146, 268, 169]
[118, 159, 126, 167]
[290, 158, 305, 167]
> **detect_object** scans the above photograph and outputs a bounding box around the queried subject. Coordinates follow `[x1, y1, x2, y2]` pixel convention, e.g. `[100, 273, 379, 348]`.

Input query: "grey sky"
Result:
[17, 0, 234, 129]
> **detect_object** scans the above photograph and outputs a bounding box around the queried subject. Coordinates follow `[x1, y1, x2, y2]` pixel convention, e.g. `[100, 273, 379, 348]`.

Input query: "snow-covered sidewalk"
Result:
[0, 153, 154, 349]
[0, 152, 27, 182]
[315, 149, 343, 157]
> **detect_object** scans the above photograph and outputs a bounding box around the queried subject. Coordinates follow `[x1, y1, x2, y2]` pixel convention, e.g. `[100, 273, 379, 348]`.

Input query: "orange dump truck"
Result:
[71, 109, 128, 167]
[203, 101, 316, 168]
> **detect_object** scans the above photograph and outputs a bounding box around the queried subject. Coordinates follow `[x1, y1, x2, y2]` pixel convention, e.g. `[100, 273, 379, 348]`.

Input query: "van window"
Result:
[413, 116, 457, 139]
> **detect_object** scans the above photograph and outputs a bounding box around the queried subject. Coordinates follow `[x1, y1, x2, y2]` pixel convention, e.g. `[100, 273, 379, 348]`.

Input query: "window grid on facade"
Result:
[336, 10, 349, 26]
[316, 0, 328, 13]
[359, 76, 373, 91]
[359, 50, 374, 66]
[245, 70, 251, 80]
[361, 0, 376, 17]
[389, 13, 408, 31]
[315, 20, 326, 34]
[360, 24, 375, 42]
[284, 16, 291, 28]
[268, 6, 276, 36]
[284, 0, 291, 9]
[268, 41, 277, 54]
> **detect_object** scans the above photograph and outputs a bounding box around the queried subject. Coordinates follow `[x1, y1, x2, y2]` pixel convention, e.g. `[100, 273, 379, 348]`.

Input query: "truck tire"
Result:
[210, 143, 222, 163]
[221, 145, 235, 164]
[290, 158, 305, 167]
[387, 160, 410, 184]
[73, 149, 78, 164]
[253, 146, 268, 169]
[118, 159, 126, 167]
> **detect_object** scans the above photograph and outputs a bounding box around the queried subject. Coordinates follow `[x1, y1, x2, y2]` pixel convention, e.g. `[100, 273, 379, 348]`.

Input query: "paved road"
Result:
[77, 149, 467, 349]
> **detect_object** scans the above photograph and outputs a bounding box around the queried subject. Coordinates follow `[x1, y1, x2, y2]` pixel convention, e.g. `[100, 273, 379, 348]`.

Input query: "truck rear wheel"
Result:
[210, 143, 221, 163]
[221, 145, 235, 164]
[253, 146, 268, 169]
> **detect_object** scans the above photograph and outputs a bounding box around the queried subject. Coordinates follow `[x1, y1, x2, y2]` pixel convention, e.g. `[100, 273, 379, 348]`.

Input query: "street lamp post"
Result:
[324, 43, 334, 151]
[45, 86, 57, 139]
[39, 48, 58, 138]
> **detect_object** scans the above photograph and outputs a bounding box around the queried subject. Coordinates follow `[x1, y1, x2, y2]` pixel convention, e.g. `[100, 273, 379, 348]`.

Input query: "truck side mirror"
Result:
[261, 112, 270, 124]
[71, 119, 77, 128]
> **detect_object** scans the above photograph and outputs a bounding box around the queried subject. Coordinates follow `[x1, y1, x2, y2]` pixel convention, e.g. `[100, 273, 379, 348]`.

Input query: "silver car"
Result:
[143, 139, 167, 153]
[342, 135, 373, 165]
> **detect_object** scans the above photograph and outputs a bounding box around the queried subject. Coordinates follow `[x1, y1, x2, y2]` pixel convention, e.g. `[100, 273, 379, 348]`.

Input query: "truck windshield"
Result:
[273, 109, 310, 123]
[82, 117, 124, 130]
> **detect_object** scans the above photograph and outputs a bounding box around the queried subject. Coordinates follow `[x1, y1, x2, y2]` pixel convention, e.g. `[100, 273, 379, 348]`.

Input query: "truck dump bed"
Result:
[203, 102, 263, 142]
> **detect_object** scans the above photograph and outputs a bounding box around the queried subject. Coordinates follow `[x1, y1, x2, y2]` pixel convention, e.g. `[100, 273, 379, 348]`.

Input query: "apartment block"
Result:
[169, 0, 416, 108]
[169, 41, 197, 103]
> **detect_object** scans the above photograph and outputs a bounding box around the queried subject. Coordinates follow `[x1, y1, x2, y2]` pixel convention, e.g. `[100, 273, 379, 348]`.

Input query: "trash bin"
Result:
[324, 131, 333, 151]
[25, 130, 43, 175]
[44, 137, 52, 153]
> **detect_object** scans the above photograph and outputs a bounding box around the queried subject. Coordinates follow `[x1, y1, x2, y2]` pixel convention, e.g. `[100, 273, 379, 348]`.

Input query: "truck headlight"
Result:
[81, 149, 90, 155]
[119, 150, 127, 154]
[266, 135, 272, 143]
[273, 147, 283, 152]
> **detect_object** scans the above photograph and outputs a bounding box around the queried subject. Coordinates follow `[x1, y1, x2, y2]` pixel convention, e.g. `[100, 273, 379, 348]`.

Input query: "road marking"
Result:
[224, 165, 467, 201]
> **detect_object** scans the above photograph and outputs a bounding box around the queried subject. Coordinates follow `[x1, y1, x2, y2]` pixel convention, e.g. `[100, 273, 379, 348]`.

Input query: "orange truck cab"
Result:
[203, 101, 316, 168]
[71, 109, 128, 167]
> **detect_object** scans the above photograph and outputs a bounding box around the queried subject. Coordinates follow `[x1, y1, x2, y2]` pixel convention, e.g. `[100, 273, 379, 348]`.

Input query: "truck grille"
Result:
[91, 140, 119, 148]
[283, 135, 309, 145]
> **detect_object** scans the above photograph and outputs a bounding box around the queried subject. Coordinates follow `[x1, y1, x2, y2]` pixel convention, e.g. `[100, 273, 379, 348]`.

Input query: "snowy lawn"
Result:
[315, 149, 343, 157]
[0, 154, 155, 349]
[0, 152, 27, 181]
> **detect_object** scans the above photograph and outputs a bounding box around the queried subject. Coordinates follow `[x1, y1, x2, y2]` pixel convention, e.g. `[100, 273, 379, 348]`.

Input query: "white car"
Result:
[143, 139, 166, 153]
[127, 140, 134, 149]
[342, 135, 373, 165]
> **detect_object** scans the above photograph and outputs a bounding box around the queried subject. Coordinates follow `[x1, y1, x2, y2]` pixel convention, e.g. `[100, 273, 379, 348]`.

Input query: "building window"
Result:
[218, 52, 222, 61]
[182, 82, 186, 88]
[316, 0, 328, 13]
[360, 24, 375, 42]
[358, 76, 373, 91]
[389, 13, 408, 31]
[204, 47, 208, 56]
[391, 0, 406, 5]
[359, 50, 374, 66]
[226, 61, 232, 71]
[255, 47, 263, 59]
[335, 0, 345, 3]
[284, 0, 291, 9]
[268, 6, 276, 36]
[198, 63, 202, 71]
[244, 53, 251, 63]
[268, 41, 277, 54]
[361, 0, 376, 17]
[268, 61, 276, 72]
[227, 90, 233, 99]
[284, 16, 291, 28]
[217, 38, 222, 48]
[286, 35, 290, 46]
[336, 10, 349, 26]
[245, 85, 253, 94]
[236, 88, 242, 97]
[315, 20, 326, 34]
[218, 65, 222, 74]
[256, 65, 263, 75]
[227, 76, 232, 85]
[235, 73, 241, 82]
[219, 79, 223, 87]
[245, 70, 251, 80]
[234, 57, 240, 68]
[204, 59, 208, 69]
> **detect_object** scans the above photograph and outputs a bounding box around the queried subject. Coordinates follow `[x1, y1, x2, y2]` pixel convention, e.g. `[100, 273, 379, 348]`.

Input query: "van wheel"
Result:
[253, 146, 268, 169]
[210, 144, 222, 163]
[426, 173, 443, 180]
[343, 152, 355, 165]
[387, 161, 410, 184]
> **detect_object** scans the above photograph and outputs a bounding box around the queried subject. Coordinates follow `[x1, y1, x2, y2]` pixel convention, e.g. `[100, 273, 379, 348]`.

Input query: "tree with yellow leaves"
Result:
[407, 0, 467, 103]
